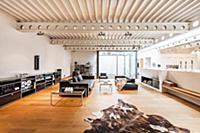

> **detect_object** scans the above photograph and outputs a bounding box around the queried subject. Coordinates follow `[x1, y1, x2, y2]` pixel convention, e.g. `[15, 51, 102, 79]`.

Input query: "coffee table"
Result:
[99, 81, 113, 93]
[50, 89, 85, 106]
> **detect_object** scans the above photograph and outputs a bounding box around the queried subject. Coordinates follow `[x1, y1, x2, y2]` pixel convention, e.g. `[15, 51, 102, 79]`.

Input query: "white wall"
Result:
[0, 12, 71, 78]
[71, 51, 97, 76]
[167, 71, 200, 93]
[138, 49, 199, 70]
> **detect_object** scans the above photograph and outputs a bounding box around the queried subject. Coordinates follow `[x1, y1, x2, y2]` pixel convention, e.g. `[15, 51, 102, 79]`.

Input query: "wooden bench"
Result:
[163, 83, 200, 106]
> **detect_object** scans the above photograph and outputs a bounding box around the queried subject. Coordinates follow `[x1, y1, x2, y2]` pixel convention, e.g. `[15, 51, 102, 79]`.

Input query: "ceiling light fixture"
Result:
[82, 25, 86, 29]
[124, 32, 132, 36]
[91, 25, 95, 30]
[100, 25, 104, 29]
[155, 39, 159, 42]
[36, 31, 44, 36]
[98, 32, 105, 36]
[117, 25, 121, 29]
[169, 33, 174, 37]
[73, 25, 77, 30]
[192, 20, 199, 27]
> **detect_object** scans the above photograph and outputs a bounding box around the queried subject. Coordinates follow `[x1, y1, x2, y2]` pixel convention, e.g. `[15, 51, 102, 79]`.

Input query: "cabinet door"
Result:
[0, 91, 21, 106]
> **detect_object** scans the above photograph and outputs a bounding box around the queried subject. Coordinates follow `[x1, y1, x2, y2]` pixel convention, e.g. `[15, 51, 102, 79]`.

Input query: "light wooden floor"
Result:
[0, 80, 200, 133]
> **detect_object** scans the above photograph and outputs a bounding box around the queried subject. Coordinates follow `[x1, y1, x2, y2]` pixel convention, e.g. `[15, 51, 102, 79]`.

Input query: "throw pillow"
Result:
[78, 74, 83, 81]
[73, 76, 78, 82]
[116, 79, 127, 91]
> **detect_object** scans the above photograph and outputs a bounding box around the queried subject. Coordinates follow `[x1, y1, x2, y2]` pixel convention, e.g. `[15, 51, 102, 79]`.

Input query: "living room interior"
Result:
[0, 0, 200, 133]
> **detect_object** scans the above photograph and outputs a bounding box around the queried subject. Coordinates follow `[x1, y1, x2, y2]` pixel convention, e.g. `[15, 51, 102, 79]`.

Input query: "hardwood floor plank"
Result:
[0, 81, 200, 133]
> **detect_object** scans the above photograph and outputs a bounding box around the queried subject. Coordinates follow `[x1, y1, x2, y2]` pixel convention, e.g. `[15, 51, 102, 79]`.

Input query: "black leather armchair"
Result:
[115, 76, 138, 90]
[99, 73, 108, 80]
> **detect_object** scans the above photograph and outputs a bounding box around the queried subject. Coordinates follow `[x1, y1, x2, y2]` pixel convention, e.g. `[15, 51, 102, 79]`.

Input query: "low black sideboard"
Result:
[0, 71, 61, 106]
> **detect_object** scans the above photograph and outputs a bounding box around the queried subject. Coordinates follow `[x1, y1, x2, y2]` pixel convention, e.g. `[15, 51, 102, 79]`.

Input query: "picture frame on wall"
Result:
[34, 55, 39, 70]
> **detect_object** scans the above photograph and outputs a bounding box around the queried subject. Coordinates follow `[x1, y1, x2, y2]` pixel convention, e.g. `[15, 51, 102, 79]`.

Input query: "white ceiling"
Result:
[0, 0, 200, 50]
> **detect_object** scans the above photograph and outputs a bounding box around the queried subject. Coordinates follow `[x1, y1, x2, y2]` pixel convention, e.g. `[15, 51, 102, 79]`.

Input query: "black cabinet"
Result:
[21, 76, 36, 97]
[0, 70, 62, 106]
[44, 73, 54, 88]
[35, 74, 46, 91]
[53, 71, 61, 84]
[0, 78, 21, 106]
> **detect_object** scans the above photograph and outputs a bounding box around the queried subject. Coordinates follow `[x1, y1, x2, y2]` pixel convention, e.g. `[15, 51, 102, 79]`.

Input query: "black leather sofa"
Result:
[115, 76, 138, 90]
[59, 75, 95, 97]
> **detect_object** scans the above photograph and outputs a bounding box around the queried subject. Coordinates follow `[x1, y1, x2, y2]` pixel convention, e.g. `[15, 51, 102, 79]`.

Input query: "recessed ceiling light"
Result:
[29, 25, 33, 29]
[64, 25, 68, 29]
[144, 26, 148, 30]
[117, 25, 121, 29]
[109, 25, 113, 29]
[126, 25, 131, 29]
[38, 25, 42, 29]
[91, 25, 95, 30]
[135, 25, 139, 30]
[162, 25, 167, 30]
[192, 20, 199, 27]
[180, 26, 185, 30]
[73, 25, 77, 30]
[20, 25, 24, 30]
[161, 36, 165, 40]
[169, 33, 174, 37]
[82, 25, 86, 29]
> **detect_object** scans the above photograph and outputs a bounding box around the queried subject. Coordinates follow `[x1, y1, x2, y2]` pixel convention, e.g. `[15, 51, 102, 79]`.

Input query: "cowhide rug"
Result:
[84, 99, 190, 133]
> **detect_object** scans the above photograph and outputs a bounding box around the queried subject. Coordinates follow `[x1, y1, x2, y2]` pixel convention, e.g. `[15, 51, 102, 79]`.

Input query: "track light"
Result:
[98, 32, 105, 36]
[124, 32, 132, 36]
[36, 31, 44, 36]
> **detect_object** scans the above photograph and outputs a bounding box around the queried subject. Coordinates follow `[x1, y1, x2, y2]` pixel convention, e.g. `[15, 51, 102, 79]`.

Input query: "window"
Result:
[99, 52, 137, 78]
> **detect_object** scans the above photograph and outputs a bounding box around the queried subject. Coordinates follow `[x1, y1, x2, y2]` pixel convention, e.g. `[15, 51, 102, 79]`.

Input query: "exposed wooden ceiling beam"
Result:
[16, 22, 190, 33]
[50, 38, 154, 45]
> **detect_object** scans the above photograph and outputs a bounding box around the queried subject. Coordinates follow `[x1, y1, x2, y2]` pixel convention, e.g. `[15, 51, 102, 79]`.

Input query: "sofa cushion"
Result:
[78, 74, 83, 81]
[79, 79, 95, 89]
[73, 76, 78, 82]
[122, 83, 138, 90]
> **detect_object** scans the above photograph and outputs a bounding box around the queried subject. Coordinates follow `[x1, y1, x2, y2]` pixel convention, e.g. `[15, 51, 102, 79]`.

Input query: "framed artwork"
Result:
[34, 55, 39, 70]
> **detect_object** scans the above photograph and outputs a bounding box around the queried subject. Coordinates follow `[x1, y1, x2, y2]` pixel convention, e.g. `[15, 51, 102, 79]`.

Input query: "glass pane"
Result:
[99, 51, 137, 78]
[130, 53, 136, 78]
[125, 55, 130, 77]
[117, 56, 125, 75]
[99, 55, 116, 78]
